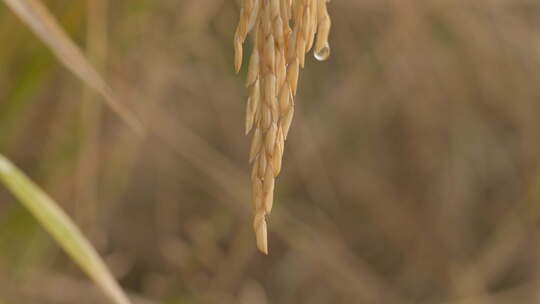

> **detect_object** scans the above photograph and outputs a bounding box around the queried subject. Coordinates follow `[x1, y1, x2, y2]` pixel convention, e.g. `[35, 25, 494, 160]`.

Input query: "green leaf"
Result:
[0, 154, 132, 304]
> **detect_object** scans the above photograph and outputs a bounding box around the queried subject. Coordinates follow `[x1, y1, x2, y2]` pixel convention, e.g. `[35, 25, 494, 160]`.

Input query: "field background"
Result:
[2, 1, 540, 303]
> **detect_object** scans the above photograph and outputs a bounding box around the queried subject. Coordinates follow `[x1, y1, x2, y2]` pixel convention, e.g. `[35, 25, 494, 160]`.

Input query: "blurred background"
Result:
[2, 0, 540, 303]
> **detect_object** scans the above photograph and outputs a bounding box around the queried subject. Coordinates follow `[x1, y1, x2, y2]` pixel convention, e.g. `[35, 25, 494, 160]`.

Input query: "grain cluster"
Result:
[234, 0, 331, 254]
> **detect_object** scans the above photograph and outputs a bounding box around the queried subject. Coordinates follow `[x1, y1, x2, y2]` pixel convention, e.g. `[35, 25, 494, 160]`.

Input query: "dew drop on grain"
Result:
[314, 43, 331, 61]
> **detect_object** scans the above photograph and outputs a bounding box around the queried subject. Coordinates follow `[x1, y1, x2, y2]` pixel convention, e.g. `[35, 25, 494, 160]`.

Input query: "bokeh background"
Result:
[2, 0, 540, 303]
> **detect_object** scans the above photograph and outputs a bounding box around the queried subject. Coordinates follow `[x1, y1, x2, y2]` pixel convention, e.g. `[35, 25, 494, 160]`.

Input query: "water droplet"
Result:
[314, 43, 331, 61]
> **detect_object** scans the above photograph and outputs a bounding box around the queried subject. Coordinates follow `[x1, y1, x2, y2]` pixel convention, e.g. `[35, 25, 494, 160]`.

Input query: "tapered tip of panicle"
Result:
[254, 214, 268, 254]
[257, 235, 268, 255]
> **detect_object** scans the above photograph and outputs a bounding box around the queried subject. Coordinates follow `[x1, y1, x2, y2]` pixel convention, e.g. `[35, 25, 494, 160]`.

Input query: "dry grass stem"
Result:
[234, 0, 332, 254]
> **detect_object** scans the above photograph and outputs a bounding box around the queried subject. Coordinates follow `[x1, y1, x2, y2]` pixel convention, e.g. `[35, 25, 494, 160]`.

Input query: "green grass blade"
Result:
[0, 154, 132, 304]
[1, 0, 143, 135]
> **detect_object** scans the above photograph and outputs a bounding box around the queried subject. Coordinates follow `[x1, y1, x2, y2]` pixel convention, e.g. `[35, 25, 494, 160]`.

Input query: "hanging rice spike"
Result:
[234, 0, 332, 254]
